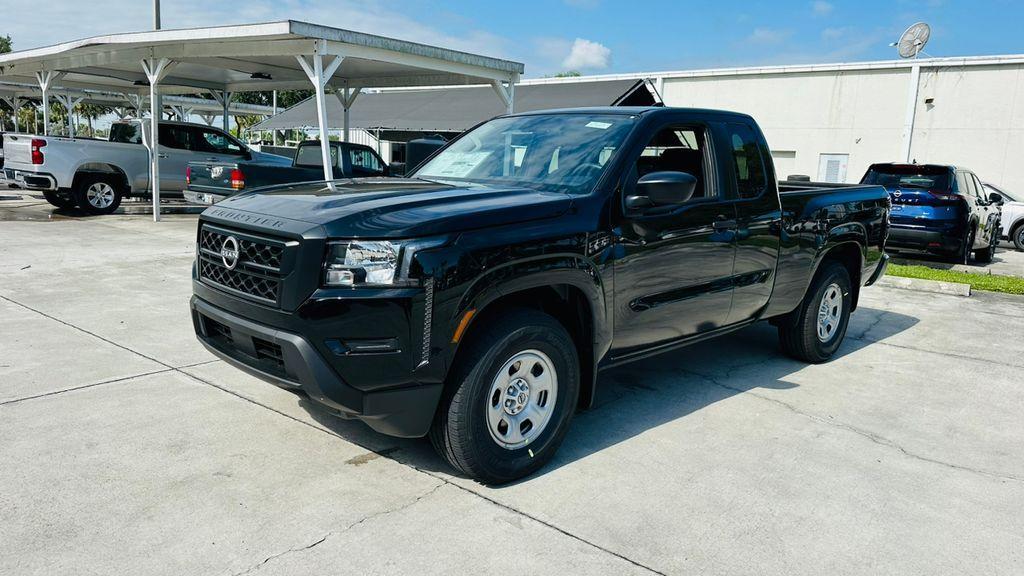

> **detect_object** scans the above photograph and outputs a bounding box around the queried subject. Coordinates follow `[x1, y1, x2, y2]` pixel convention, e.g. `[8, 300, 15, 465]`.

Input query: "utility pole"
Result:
[153, 0, 161, 29]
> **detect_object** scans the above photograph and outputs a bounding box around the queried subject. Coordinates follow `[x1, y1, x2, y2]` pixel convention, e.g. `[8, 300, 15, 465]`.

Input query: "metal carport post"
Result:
[295, 40, 344, 183]
[141, 57, 176, 222]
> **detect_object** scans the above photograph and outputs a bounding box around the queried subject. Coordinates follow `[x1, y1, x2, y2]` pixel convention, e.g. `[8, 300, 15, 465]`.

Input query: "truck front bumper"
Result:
[190, 295, 442, 438]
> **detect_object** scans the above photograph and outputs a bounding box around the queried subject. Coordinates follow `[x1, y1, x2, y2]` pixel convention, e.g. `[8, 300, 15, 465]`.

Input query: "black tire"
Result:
[778, 261, 853, 363]
[974, 230, 996, 263]
[72, 173, 122, 215]
[949, 228, 974, 264]
[43, 190, 76, 209]
[1013, 223, 1024, 252]
[430, 308, 580, 484]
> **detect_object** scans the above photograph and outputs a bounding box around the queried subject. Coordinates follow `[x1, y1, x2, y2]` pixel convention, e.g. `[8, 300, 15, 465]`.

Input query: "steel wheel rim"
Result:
[1016, 228, 1023, 248]
[486, 349, 558, 450]
[816, 282, 843, 342]
[86, 182, 115, 209]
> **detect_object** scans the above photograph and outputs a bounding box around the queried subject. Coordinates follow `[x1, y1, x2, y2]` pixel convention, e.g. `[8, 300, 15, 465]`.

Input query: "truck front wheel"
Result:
[430, 308, 580, 484]
[73, 174, 122, 215]
[777, 261, 852, 363]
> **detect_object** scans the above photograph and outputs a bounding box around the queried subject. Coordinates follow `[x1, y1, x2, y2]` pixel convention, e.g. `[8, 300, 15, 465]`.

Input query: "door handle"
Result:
[713, 218, 738, 231]
[157, 153, 168, 159]
[206, 157, 218, 161]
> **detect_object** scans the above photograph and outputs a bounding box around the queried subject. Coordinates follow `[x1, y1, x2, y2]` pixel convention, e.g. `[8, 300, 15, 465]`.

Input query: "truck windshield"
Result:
[861, 165, 950, 190]
[413, 113, 636, 193]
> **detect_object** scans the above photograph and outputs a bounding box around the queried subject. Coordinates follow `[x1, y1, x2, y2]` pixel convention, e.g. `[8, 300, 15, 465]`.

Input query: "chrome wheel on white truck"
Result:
[73, 174, 122, 215]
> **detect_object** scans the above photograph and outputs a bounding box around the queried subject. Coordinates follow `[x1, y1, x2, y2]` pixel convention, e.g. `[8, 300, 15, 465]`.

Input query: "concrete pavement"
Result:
[2, 199, 1023, 575]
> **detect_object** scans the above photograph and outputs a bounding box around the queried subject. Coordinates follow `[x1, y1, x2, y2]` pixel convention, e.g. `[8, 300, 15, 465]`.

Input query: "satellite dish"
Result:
[896, 22, 931, 58]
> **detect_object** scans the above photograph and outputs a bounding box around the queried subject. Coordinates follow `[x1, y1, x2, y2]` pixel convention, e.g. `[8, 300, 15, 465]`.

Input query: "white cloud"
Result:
[746, 28, 792, 45]
[811, 1, 834, 16]
[561, 38, 611, 70]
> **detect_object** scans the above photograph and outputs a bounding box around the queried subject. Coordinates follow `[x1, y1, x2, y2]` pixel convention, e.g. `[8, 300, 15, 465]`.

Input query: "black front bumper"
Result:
[191, 296, 442, 438]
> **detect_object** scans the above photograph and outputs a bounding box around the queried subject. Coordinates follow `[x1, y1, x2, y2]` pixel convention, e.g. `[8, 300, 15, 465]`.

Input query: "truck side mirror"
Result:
[988, 192, 1004, 205]
[627, 171, 697, 210]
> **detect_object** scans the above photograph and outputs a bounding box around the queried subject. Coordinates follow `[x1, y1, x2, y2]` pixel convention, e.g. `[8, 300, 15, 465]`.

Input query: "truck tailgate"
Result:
[2, 134, 35, 167]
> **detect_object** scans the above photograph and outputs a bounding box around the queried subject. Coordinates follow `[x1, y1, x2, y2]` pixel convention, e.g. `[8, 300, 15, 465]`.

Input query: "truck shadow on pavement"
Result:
[297, 306, 919, 484]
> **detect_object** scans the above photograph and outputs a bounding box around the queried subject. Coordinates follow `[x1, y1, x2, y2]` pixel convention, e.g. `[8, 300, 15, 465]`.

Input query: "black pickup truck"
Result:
[184, 140, 388, 205]
[190, 107, 890, 483]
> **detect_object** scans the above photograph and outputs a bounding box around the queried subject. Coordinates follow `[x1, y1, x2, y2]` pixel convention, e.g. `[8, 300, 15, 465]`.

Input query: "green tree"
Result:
[75, 103, 112, 137]
[0, 34, 11, 54]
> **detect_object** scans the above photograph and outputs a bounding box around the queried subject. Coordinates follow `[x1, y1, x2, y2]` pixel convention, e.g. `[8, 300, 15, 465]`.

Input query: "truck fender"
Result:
[73, 162, 131, 193]
[446, 254, 610, 409]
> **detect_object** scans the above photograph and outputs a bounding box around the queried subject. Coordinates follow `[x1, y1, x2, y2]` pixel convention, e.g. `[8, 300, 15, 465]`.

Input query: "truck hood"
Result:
[211, 177, 574, 238]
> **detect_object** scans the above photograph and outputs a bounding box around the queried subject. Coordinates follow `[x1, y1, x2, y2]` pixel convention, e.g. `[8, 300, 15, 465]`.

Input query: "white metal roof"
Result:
[0, 82, 273, 116]
[0, 20, 523, 95]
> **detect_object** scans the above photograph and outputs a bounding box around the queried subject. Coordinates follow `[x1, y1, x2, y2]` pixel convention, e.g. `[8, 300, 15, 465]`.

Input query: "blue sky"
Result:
[4, 0, 1023, 76]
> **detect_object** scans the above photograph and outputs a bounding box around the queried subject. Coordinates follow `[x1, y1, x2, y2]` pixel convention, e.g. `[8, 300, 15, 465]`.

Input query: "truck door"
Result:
[611, 121, 737, 355]
[723, 121, 782, 324]
[156, 124, 195, 191]
[192, 126, 250, 168]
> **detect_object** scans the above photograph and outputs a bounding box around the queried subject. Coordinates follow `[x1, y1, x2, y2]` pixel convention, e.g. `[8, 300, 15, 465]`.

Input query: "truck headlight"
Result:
[324, 241, 399, 286]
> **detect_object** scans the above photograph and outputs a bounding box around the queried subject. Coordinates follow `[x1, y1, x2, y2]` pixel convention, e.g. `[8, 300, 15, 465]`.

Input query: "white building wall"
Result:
[660, 63, 1024, 191]
[910, 64, 1024, 191]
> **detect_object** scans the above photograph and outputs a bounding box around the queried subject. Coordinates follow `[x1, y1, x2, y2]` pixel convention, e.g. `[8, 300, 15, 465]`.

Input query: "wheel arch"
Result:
[811, 238, 865, 312]
[73, 163, 130, 193]
[445, 259, 608, 411]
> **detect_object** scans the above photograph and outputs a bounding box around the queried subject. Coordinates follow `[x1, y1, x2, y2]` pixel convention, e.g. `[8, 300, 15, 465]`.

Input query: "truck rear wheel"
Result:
[778, 261, 852, 363]
[73, 173, 122, 215]
[43, 191, 76, 209]
[430, 308, 579, 484]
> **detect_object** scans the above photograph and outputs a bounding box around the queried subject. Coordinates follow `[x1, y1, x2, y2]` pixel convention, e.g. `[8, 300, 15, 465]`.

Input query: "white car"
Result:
[983, 183, 1024, 250]
[2, 119, 290, 215]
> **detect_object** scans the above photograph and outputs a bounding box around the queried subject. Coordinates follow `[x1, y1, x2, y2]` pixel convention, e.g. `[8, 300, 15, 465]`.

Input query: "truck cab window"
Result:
[632, 126, 710, 200]
[110, 123, 142, 144]
[195, 129, 244, 155]
[349, 148, 384, 174]
[727, 123, 767, 198]
[294, 144, 339, 168]
[158, 125, 193, 151]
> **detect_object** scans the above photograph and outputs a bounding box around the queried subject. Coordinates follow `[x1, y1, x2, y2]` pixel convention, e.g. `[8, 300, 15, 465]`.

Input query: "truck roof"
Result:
[508, 106, 756, 121]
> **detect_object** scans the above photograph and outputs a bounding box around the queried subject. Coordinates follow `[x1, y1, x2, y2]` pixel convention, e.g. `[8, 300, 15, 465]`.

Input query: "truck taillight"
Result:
[30, 139, 46, 165]
[185, 166, 191, 185]
[230, 168, 245, 190]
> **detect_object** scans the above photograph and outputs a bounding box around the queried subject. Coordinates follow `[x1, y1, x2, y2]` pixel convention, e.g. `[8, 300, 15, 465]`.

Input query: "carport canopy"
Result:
[0, 20, 523, 220]
[0, 81, 275, 131]
[252, 78, 659, 133]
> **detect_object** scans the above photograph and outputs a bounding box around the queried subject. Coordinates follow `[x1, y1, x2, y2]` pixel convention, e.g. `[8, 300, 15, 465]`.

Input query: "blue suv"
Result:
[861, 163, 1001, 263]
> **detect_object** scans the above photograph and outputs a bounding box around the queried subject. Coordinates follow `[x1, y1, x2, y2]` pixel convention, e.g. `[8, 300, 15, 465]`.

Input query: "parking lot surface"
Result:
[2, 197, 1023, 575]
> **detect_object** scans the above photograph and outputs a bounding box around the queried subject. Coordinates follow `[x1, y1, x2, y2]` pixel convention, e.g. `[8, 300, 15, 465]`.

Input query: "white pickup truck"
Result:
[2, 119, 290, 214]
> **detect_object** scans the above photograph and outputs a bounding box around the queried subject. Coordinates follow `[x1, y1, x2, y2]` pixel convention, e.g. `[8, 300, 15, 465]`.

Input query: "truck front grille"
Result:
[197, 224, 290, 306]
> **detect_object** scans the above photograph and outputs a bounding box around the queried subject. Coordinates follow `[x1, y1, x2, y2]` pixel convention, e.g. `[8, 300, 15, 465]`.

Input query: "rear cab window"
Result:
[295, 144, 340, 168]
[725, 122, 767, 199]
[109, 123, 142, 144]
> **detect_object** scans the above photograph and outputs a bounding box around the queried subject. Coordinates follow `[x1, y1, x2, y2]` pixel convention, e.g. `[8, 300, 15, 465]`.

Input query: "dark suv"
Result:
[861, 163, 1001, 263]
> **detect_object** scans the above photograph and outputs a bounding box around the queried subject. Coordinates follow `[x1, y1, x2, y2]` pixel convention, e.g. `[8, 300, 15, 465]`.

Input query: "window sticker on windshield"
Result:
[421, 151, 490, 178]
[586, 121, 613, 130]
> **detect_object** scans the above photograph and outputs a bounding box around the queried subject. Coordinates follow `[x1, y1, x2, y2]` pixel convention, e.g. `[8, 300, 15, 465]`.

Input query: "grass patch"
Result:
[887, 264, 1024, 295]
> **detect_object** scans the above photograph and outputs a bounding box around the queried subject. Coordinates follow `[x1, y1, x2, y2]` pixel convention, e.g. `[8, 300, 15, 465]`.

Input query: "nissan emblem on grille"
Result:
[220, 236, 240, 270]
